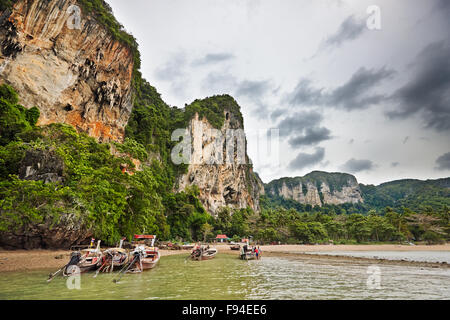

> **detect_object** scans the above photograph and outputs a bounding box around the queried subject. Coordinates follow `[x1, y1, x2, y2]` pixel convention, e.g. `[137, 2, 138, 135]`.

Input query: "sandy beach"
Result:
[1, 244, 449, 272]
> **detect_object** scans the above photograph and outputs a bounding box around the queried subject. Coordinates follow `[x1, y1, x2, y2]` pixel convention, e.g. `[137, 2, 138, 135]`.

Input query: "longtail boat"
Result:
[230, 244, 241, 251]
[126, 235, 160, 273]
[63, 240, 103, 276]
[97, 239, 129, 273]
[190, 245, 218, 261]
[239, 241, 257, 260]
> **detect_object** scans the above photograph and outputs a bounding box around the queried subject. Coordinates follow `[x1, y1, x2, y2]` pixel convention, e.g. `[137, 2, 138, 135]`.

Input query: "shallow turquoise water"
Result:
[0, 254, 449, 300]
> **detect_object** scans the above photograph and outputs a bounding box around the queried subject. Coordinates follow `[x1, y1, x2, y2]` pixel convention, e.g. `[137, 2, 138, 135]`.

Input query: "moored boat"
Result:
[190, 245, 218, 261]
[239, 241, 259, 260]
[126, 235, 160, 273]
[97, 239, 129, 273]
[240, 249, 257, 260]
[230, 244, 241, 251]
[63, 240, 103, 276]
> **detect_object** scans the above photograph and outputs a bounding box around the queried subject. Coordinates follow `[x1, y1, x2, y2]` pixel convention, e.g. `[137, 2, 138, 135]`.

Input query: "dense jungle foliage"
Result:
[250, 196, 450, 244]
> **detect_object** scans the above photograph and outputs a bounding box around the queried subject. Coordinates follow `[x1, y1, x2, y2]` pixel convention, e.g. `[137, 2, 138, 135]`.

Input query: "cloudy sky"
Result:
[107, 0, 450, 185]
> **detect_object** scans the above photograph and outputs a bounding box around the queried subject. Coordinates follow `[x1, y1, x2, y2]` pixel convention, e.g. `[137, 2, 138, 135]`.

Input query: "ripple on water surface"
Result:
[0, 254, 449, 300]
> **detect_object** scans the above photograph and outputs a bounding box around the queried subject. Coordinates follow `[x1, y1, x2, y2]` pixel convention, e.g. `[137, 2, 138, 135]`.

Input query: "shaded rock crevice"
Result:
[18, 148, 65, 184]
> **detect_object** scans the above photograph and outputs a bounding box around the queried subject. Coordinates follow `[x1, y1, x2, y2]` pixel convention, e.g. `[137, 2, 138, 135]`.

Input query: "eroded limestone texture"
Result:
[0, 0, 134, 142]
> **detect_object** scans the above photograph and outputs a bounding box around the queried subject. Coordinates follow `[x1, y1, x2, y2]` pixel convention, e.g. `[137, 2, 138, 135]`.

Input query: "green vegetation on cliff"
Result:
[0, 84, 39, 146]
[184, 95, 244, 129]
[125, 79, 187, 181]
[0, 84, 215, 246]
[2, 79, 448, 246]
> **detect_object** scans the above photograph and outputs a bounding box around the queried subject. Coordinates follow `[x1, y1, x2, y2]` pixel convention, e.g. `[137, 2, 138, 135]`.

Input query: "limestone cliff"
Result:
[265, 171, 363, 207]
[0, 0, 134, 142]
[177, 96, 262, 214]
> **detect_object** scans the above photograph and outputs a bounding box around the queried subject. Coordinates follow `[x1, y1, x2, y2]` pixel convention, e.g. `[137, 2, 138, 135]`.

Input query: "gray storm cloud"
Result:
[287, 67, 395, 111]
[192, 53, 235, 66]
[323, 15, 368, 49]
[435, 152, 450, 171]
[289, 147, 326, 170]
[340, 158, 376, 173]
[387, 41, 450, 132]
[288, 127, 332, 147]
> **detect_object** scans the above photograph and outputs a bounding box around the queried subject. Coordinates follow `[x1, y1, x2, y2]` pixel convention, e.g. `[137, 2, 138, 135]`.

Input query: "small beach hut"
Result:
[215, 234, 229, 243]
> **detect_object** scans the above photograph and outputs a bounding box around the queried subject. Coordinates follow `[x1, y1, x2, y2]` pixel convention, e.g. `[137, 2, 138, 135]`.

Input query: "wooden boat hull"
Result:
[190, 248, 217, 261]
[62, 241, 103, 276]
[111, 259, 129, 268]
[141, 258, 160, 270]
[128, 250, 160, 272]
[98, 250, 129, 272]
[63, 260, 101, 276]
[200, 255, 216, 260]
[240, 253, 257, 260]
[191, 255, 216, 261]
[79, 263, 100, 272]
[108, 251, 129, 267]
[63, 251, 102, 276]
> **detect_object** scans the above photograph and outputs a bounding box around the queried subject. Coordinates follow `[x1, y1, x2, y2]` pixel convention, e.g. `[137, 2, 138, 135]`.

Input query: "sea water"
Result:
[0, 253, 448, 300]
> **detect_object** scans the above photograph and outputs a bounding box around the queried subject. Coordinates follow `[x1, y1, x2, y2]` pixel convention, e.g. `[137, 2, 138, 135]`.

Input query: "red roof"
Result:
[216, 234, 229, 239]
[134, 235, 155, 239]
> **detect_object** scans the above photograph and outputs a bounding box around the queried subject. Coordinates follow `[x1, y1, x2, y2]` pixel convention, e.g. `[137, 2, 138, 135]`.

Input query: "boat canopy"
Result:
[134, 235, 155, 239]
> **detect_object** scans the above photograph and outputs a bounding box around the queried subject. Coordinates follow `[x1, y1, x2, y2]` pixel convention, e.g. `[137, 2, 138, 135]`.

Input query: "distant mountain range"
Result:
[359, 177, 450, 211]
[263, 171, 450, 212]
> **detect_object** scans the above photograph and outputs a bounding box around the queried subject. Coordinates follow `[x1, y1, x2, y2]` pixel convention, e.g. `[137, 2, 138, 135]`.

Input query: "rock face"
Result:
[0, 213, 92, 249]
[18, 148, 65, 184]
[0, 0, 134, 142]
[177, 110, 262, 215]
[265, 171, 364, 207]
